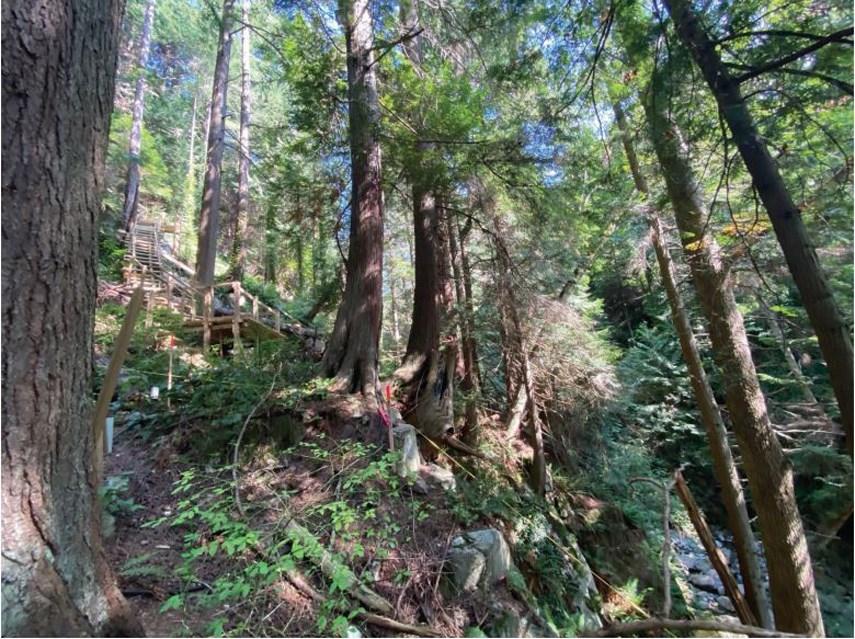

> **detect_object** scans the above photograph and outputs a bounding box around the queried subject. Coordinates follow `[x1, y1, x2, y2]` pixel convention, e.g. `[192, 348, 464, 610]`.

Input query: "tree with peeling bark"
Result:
[195, 0, 235, 288]
[321, 0, 385, 396]
[120, 0, 157, 232]
[1, 0, 143, 634]
[661, 0, 854, 458]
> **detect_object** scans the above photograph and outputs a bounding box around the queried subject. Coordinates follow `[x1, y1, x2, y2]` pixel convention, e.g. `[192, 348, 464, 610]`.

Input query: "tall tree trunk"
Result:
[613, 100, 771, 628]
[2, 0, 143, 634]
[230, 0, 251, 281]
[264, 204, 277, 284]
[392, 0, 456, 439]
[120, 0, 156, 232]
[642, 74, 824, 636]
[663, 0, 853, 458]
[493, 222, 546, 497]
[194, 0, 234, 287]
[180, 94, 198, 262]
[321, 0, 384, 396]
[394, 184, 455, 439]
[390, 275, 402, 347]
[448, 212, 480, 441]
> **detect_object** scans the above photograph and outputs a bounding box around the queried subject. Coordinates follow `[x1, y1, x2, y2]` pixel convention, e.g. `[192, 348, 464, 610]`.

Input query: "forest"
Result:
[1, 0, 853, 636]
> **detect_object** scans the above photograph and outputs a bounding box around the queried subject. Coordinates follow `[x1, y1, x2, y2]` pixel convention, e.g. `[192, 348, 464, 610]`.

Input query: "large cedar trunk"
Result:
[394, 185, 455, 439]
[194, 0, 234, 287]
[230, 0, 252, 281]
[120, 0, 156, 232]
[392, 0, 455, 438]
[663, 0, 854, 458]
[322, 0, 384, 396]
[612, 100, 771, 628]
[1, 0, 143, 635]
[644, 82, 824, 636]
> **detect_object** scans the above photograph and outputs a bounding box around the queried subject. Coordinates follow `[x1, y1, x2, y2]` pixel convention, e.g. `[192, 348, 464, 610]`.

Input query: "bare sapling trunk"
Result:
[643, 76, 824, 635]
[2, 0, 144, 634]
[663, 0, 854, 458]
[121, 0, 156, 232]
[322, 0, 384, 397]
[612, 99, 771, 628]
[230, 0, 252, 282]
[195, 0, 235, 288]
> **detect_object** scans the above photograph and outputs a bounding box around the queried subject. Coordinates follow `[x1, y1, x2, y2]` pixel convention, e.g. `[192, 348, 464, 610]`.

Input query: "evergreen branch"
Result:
[715, 28, 854, 46]
[728, 62, 854, 95]
[733, 26, 855, 84]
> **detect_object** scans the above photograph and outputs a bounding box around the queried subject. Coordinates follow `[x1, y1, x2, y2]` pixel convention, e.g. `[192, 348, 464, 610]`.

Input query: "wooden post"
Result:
[203, 286, 213, 348]
[166, 277, 173, 310]
[673, 471, 757, 626]
[275, 311, 281, 333]
[93, 287, 145, 479]
[145, 288, 154, 327]
[232, 280, 242, 348]
[252, 295, 259, 320]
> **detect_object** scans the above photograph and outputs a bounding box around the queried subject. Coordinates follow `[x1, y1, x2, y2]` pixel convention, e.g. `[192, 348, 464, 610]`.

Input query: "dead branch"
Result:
[587, 617, 807, 638]
[358, 612, 443, 637]
[233, 371, 280, 515]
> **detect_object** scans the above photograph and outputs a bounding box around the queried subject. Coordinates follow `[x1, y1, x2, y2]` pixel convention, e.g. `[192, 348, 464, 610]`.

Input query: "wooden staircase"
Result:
[122, 220, 322, 351]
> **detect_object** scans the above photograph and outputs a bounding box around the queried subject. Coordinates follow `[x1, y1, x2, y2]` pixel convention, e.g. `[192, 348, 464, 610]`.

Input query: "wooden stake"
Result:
[232, 280, 242, 348]
[203, 286, 213, 348]
[93, 287, 144, 478]
[167, 333, 174, 391]
[145, 289, 154, 327]
[673, 470, 757, 626]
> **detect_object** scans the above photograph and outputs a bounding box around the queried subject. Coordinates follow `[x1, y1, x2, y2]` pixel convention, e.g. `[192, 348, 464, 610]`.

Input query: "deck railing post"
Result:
[275, 311, 281, 333]
[232, 281, 242, 348]
[252, 296, 259, 320]
[203, 286, 213, 348]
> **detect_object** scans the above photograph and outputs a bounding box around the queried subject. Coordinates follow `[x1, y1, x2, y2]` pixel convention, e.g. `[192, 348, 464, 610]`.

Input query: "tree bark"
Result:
[120, 0, 156, 232]
[2, 0, 144, 634]
[642, 73, 824, 635]
[612, 99, 771, 628]
[194, 0, 234, 288]
[663, 0, 853, 458]
[392, 0, 456, 438]
[321, 0, 384, 397]
[230, 0, 252, 281]
[264, 204, 277, 284]
[394, 186, 455, 439]
[180, 94, 198, 261]
[447, 211, 480, 441]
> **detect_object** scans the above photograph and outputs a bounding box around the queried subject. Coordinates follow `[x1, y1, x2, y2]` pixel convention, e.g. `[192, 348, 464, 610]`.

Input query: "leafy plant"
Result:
[100, 473, 143, 517]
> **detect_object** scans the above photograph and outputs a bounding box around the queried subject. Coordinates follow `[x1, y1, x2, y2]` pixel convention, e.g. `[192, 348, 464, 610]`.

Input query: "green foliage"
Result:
[100, 473, 143, 517]
[120, 552, 168, 579]
[98, 232, 127, 280]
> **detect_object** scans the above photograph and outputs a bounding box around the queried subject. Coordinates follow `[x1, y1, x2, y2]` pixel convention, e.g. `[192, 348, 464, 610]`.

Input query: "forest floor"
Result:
[101, 394, 527, 637]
